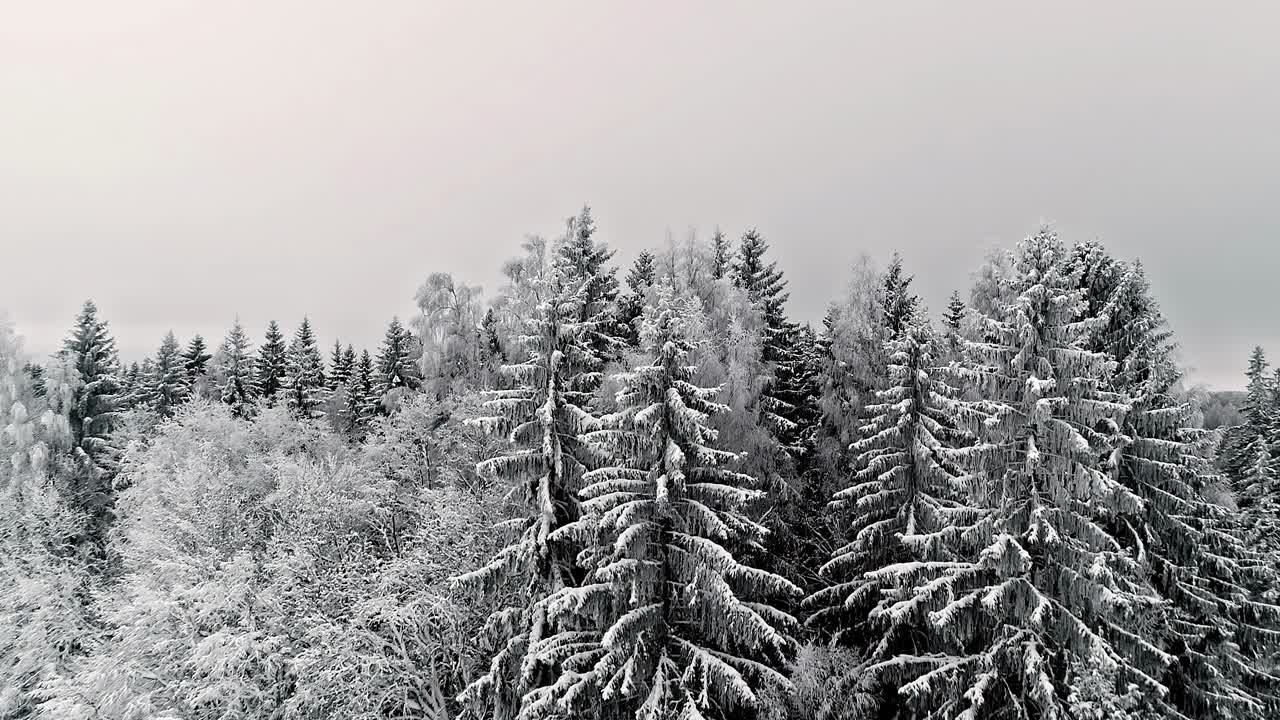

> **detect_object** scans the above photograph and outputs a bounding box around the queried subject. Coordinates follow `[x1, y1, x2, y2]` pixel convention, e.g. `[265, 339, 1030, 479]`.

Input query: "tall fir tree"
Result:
[147, 331, 190, 418]
[375, 317, 420, 412]
[452, 249, 606, 720]
[807, 322, 990, 716]
[255, 320, 288, 403]
[893, 230, 1174, 717]
[530, 283, 800, 720]
[283, 317, 326, 419]
[61, 300, 124, 484]
[217, 319, 257, 418]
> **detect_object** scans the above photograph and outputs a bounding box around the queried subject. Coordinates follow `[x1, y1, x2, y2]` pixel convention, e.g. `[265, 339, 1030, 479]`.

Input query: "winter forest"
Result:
[2, 208, 1278, 720]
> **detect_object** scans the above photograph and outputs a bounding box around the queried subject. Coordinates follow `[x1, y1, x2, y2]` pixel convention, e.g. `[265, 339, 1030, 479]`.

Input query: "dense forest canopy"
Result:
[2, 209, 1278, 720]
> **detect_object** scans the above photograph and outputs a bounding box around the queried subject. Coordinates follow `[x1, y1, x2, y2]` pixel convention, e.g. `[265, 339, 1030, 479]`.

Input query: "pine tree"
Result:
[619, 249, 657, 346]
[283, 317, 326, 419]
[530, 283, 799, 719]
[375, 317, 420, 412]
[61, 300, 124, 484]
[147, 331, 190, 418]
[711, 227, 731, 280]
[895, 230, 1173, 717]
[807, 322, 990, 715]
[255, 320, 288, 402]
[217, 319, 256, 418]
[452, 250, 606, 720]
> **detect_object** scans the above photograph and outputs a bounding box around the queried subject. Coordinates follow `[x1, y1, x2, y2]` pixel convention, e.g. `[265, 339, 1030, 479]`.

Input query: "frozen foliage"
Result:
[35, 402, 504, 720]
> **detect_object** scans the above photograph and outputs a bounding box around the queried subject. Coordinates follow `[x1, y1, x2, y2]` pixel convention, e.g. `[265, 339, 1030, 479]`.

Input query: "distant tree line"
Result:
[1, 206, 1277, 719]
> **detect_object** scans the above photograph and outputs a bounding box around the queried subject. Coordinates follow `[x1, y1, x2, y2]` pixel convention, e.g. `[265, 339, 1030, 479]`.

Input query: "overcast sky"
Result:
[2, 2, 1276, 388]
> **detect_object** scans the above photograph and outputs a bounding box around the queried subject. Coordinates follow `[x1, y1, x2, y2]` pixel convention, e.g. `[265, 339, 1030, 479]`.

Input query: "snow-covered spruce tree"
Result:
[375, 316, 421, 412]
[943, 290, 966, 336]
[897, 229, 1174, 718]
[1071, 245, 1280, 716]
[147, 330, 190, 418]
[326, 339, 349, 392]
[806, 321, 992, 717]
[341, 343, 356, 382]
[284, 317, 327, 419]
[619, 249, 657, 347]
[1223, 348, 1277, 493]
[182, 333, 212, 396]
[554, 205, 624, 403]
[62, 300, 124, 484]
[255, 320, 288, 403]
[732, 229, 804, 455]
[451, 247, 606, 720]
[525, 283, 799, 720]
[217, 318, 257, 418]
[711, 227, 731, 280]
[881, 252, 920, 341]
[338, 348, 378, 438]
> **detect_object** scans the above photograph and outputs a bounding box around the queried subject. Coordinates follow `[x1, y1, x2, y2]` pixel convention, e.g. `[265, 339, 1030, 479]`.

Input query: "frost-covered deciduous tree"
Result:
[0, 317, 98, 718]
[414, 272, 486, 399]
[530, 284, 800, 720]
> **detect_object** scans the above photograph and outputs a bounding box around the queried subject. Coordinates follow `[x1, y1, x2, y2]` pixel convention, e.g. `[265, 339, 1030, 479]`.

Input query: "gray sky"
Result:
[2, 2, 1276, 388]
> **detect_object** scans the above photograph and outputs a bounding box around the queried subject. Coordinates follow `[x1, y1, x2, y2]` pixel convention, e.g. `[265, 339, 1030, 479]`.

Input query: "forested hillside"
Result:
[2, 209, 1278, 719]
